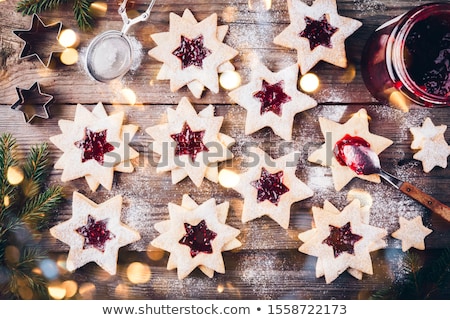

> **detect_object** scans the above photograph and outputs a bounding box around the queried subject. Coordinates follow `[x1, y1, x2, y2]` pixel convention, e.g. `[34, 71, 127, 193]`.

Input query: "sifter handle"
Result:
[119, 0, 156, 34]
[400, 181, 450, 222]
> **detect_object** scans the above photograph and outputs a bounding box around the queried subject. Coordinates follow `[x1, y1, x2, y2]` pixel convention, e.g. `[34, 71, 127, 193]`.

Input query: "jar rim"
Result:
[392, 3, 450, 106]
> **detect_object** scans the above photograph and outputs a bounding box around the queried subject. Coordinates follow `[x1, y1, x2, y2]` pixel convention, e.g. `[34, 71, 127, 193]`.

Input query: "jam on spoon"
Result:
[333, 134, 380, 175]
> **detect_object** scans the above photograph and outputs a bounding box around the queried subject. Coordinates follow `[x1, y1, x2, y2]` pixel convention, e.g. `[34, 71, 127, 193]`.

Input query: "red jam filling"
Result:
[322, 222, 362, 258]
[333, 134, 379, 175]
[405, 14, 450, 97]
[250, 167, 289, 206]
[253, 80, 292, 116]
[172, 34, 212, 69]
[170, 122, 209, 161]
[76, 215, 115, 252]
[299, 14, 339, 50]
[179, 219, 217, 258]
[74, 128, 115, 165]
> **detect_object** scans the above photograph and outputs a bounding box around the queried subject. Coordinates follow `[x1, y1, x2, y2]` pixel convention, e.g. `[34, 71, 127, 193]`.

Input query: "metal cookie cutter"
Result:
[10, 82, 54, 123]
[85, 0, 156, 82]
[13, 14, 65, 68]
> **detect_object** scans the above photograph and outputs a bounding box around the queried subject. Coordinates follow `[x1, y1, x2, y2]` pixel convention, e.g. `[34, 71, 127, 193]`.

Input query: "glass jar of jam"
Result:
[361, 3, 450, 108]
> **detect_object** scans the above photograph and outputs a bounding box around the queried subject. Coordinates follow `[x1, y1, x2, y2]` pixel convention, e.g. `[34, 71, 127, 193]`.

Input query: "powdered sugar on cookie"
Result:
[151, 195, 241, 279]
[145, 97, 234, 187]
[148, 9, 238, 98]
[410, 117, 450, 173]
[50, 192, 141, 275]
[50, 102, 139, 191]
[228, 62, 317, 141]
[232, 147, 313, 229]
[273, 0, 362, 74]
[299, 199, 387, 284]
[391, 216, 432, 251]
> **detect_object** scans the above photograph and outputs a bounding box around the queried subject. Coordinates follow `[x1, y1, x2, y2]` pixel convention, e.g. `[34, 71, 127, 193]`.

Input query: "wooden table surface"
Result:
[1, 0, 449, 300]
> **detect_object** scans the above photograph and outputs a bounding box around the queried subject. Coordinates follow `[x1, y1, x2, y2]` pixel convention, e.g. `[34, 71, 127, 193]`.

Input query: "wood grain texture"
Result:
[0, 0, 449, 299]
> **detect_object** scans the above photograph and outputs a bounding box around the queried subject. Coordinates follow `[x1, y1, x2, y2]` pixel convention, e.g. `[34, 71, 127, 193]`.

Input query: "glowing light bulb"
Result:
[60, 48, 79, 65]
[58, 29, 78, 48]
[218, 169, 240, 188]
[48, 283, 67, 300]
[299, 73, 320, 93]
[219, 71, 242, 90]
[127, 262, 151, 284]
[7, 166, 24, 185]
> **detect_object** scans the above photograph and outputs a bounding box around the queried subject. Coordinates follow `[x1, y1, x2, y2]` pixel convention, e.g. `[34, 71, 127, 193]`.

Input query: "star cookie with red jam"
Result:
[298, 199, 387, 284]
[409, 117, 450, 173]
[231, 147, 313, 229]
[145, 97, 235, 187]
[50, 102, 139, 191]
[151, 195, 241, 279]
[228, 63, 317, 141]
[148, 9, 238, 98]
[49, 192, 140, 275]
[308, 109, 393, 191]
[298, 199, 386, 280]
[274, 0, 362, 74]
[391, 216, 432, 252]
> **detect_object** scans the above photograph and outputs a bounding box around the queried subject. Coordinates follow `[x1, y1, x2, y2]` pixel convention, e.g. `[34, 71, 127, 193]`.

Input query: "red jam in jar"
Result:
[361, 3, 450, 107]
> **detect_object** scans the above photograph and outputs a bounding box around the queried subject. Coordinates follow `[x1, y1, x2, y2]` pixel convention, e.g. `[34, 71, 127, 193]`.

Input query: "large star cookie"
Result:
[151, 195, 241, 279]
[273, 0, 362, 74]
[308, 108, 393, 191]
[391, 216, 432, 251]
[299, 199, 387, 284]
[231, 147, 313, 229]
[299, 199, 386, 281]
[410, 117, 450, 173]
[148, 9, 238, 98]
[50, 103, 139, 191]
[49, 192, 140, 275]
[145, 97, 234, 187]
[228, 63, 317, 141]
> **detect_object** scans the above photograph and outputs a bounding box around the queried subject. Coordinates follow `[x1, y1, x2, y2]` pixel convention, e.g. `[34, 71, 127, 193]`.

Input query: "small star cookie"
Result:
[391, 216, 433, 251]
[299, 199, 387, 284]
[151, 195, 241, 279]
[228, 62, 317, 141]
[148, 9, 238, 98]
[308, 109, 393, 191]
[49, 192, 141, 275]
[232, 147, 314, 229]
[410, 117, 450, 173]
[145, 97, 234, 187]
[273, 0, 362, 74]
[50, 103, 139, 191]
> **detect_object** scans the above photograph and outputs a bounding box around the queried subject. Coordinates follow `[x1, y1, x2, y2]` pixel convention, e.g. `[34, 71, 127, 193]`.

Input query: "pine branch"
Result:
[16, 0, 95, 31]
[72, 0, 94, 31]
[16, 0, 67, 16]
[0, 133, 18, 218]
[19, 186, 64, 231]
[23, 143, 50, 188]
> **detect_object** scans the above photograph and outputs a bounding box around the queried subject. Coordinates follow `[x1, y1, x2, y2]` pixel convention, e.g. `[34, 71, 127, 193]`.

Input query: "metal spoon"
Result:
[342, 144, 450, 222]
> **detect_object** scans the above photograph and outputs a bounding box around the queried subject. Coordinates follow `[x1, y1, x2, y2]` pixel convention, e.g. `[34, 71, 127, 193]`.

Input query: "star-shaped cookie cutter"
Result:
[13, 14, 64, 68]
[10, 82, 54, 123]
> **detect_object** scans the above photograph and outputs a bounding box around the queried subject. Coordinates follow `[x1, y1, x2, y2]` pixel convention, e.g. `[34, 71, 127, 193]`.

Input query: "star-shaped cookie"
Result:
[308, 109, 393, 191]
[148, 9, 238, 98]
[299, 199, 387, 283]
[49, 192, 141, 275]
[391, 216, 433, 251]
[151, 195, 241, 279]
[145, 97, 234, 187]
[13, 14, 65, 67]
[273, 0, 362, 74]
[228, 63, 317, 141]
[10, 82, 54, 123]
[299, 199, 386, 280]
[232, 147, 313, 229]
[50, 102, 139, 191]
[410, 117, 450, 173]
